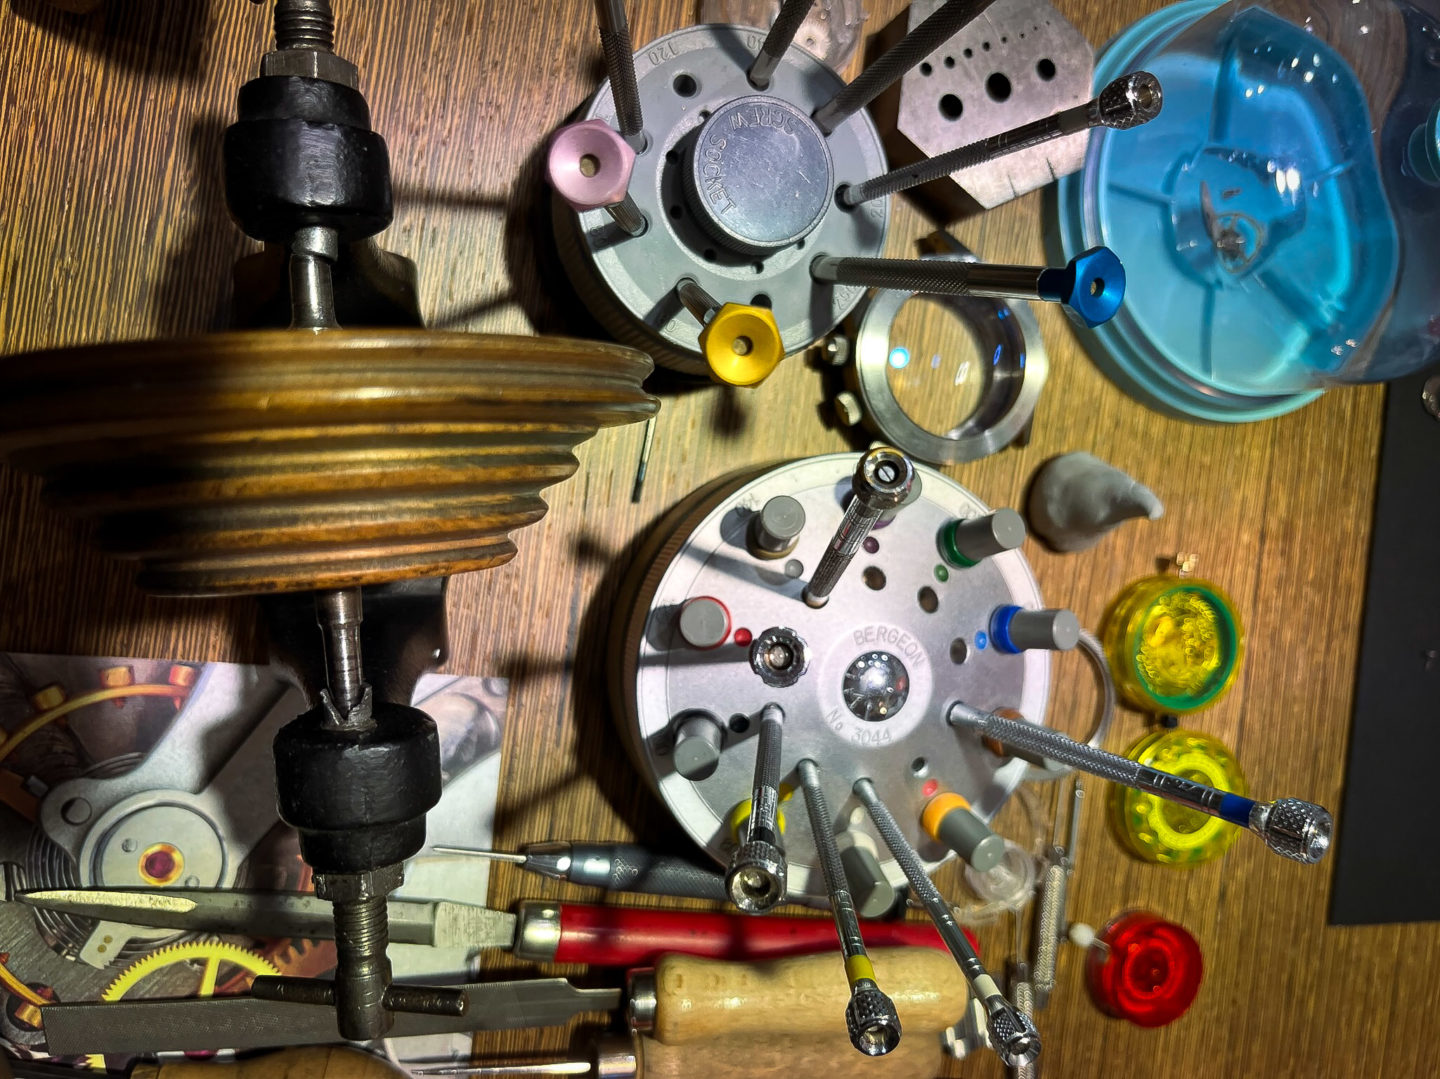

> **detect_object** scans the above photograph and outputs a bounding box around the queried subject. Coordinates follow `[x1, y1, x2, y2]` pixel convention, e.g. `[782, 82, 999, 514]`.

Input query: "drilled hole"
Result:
[751, 261, 764, 274]
[950, 638, 970, 664]
[729, 713, 750, 733]
[668, 205, 682, 219]
[963, 47, 973, 58]
[863, 536, 879, 554]
[665, 149, 680, 164]
[751, 293, 772, 308]
[920, 62, 933, 76]
[732, 336, 753, 355]
[1090, 277, 1105, 296]
[578, 153, 600, 177]
[944, 55, 955, 68]
[863, 567, 886, 590]
[986, 73, 1012, 102]
[703, 248, 717, 261]
[1037, 58, 1056, 81]
[673, 73, 698, 96]
[939, 94, 963, 120]
[911, 757, 929, 776]
[918, 586, 939, 613]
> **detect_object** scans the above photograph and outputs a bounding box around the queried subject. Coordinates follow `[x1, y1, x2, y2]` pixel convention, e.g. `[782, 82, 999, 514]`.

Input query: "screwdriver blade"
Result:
[17, 888, 519, 951]
[41, 981, 622, 1055]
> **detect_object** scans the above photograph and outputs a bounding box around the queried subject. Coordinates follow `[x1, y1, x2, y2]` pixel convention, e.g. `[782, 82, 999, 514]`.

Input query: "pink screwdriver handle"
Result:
[547, 119, 637, 212]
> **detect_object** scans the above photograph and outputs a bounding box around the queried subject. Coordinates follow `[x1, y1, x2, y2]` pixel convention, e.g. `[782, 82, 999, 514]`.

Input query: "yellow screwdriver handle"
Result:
[137, 1046, 406, 1078]
[699, 303, 785, 387]
[645, 946, 968, 1044]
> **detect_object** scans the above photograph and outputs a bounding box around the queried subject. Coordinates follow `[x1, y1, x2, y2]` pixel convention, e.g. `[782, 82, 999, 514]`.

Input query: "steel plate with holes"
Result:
[852, 252, 1046, 464]
[873, 0, 1093, 218]
[611, 454, 1048, 904]
[557, 23, 889, 375]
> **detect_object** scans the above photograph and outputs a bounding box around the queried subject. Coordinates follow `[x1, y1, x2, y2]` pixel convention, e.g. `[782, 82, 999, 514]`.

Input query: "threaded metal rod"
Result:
[748, 0, 814, 90]
[595, 0, 643, 140]
[676, 277, 720, 325]
[605, 194, 648, 236]
[274, 0, 335, 51]
[839, 71, 1164, 206]
[811, 254, 1044, 300]
[803, 448, 913, 606]
[947, 702, 1333, 863]
[797, 759, 901, 1055]
[853, 777, 1039, 1068]
[812, 0, 999, 134]
[332, 895, 393, 1039]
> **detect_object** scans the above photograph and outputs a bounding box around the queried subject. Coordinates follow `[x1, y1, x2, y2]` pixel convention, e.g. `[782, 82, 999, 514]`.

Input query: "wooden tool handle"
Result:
[142, 1047, 404, 1078]
[647, 946, 967, 1044]
[635, 1032, 945, 1079]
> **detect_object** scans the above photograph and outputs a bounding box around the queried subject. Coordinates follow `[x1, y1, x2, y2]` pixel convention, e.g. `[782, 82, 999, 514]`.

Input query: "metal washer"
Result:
[852, 252, 1047, 464]
[561, 23, 890, 375]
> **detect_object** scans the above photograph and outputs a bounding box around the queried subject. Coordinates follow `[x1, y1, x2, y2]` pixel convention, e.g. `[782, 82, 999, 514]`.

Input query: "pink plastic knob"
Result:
[547, 119, 637, 212]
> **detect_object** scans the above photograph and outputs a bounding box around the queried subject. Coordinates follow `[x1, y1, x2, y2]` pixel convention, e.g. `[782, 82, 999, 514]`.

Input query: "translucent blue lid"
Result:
[1055, 0, 1438, 421]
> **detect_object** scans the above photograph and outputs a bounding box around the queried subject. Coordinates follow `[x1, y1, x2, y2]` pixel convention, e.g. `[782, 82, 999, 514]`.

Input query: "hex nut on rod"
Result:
[548, 120, 646, 236]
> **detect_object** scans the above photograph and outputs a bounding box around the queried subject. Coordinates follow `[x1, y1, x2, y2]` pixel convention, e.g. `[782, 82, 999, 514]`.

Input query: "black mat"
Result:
[1330, 367, 1440, 925]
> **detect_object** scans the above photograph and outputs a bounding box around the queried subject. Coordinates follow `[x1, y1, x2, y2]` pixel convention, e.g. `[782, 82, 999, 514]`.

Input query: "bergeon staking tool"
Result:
[853, 778, 1041, 1069]
[797, 758, 902, 1056]
[837, 72, 1164, 207]
[557, 0, 1133, 379]
[0, 0, 655, 1048]
[727, 702, 789, 912]
[948, 703, 1333, 863]
[611, 452, 1063, 907]
[803, 447, 915, 607]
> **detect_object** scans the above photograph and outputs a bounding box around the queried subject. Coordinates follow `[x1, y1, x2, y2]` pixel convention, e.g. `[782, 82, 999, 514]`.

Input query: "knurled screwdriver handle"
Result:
[574, 843, 729, 901]
[948, 703, 1333, 863]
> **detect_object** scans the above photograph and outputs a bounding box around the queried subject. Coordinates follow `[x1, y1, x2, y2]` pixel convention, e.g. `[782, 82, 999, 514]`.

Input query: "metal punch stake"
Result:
[948, 702, 1333, 863]
[797, 758, 901, 1055]
[853, 777, 1040, 1068]
[839, 72, 1163, 207]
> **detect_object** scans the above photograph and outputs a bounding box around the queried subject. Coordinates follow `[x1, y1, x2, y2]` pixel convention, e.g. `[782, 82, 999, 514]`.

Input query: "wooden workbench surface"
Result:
[0, 1, 1434, 1076]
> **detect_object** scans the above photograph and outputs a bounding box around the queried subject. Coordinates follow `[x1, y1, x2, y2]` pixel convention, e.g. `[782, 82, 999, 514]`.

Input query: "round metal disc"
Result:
[611, 454, 1049, 904]
[686, 96, 833, 254]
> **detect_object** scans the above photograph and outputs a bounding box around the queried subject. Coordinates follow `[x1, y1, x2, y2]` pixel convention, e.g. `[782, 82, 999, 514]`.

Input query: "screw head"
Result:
[725, 839, 787, 912]
[1097, 71, 1163, 128]
[846, 984, 902, 1056]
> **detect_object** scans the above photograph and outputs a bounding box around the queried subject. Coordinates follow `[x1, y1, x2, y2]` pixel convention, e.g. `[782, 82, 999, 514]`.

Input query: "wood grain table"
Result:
[1, 1, 1435, 1076]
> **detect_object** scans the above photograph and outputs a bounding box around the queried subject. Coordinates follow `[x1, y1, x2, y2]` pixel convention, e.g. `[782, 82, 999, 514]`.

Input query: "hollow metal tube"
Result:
[811, 255, 1044, 300]
[595, 0, 643, 139]
[748, 0, 813, 90]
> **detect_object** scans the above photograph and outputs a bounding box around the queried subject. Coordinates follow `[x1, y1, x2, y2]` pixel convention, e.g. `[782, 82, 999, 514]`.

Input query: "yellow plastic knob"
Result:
[699, 303, 785, 386]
